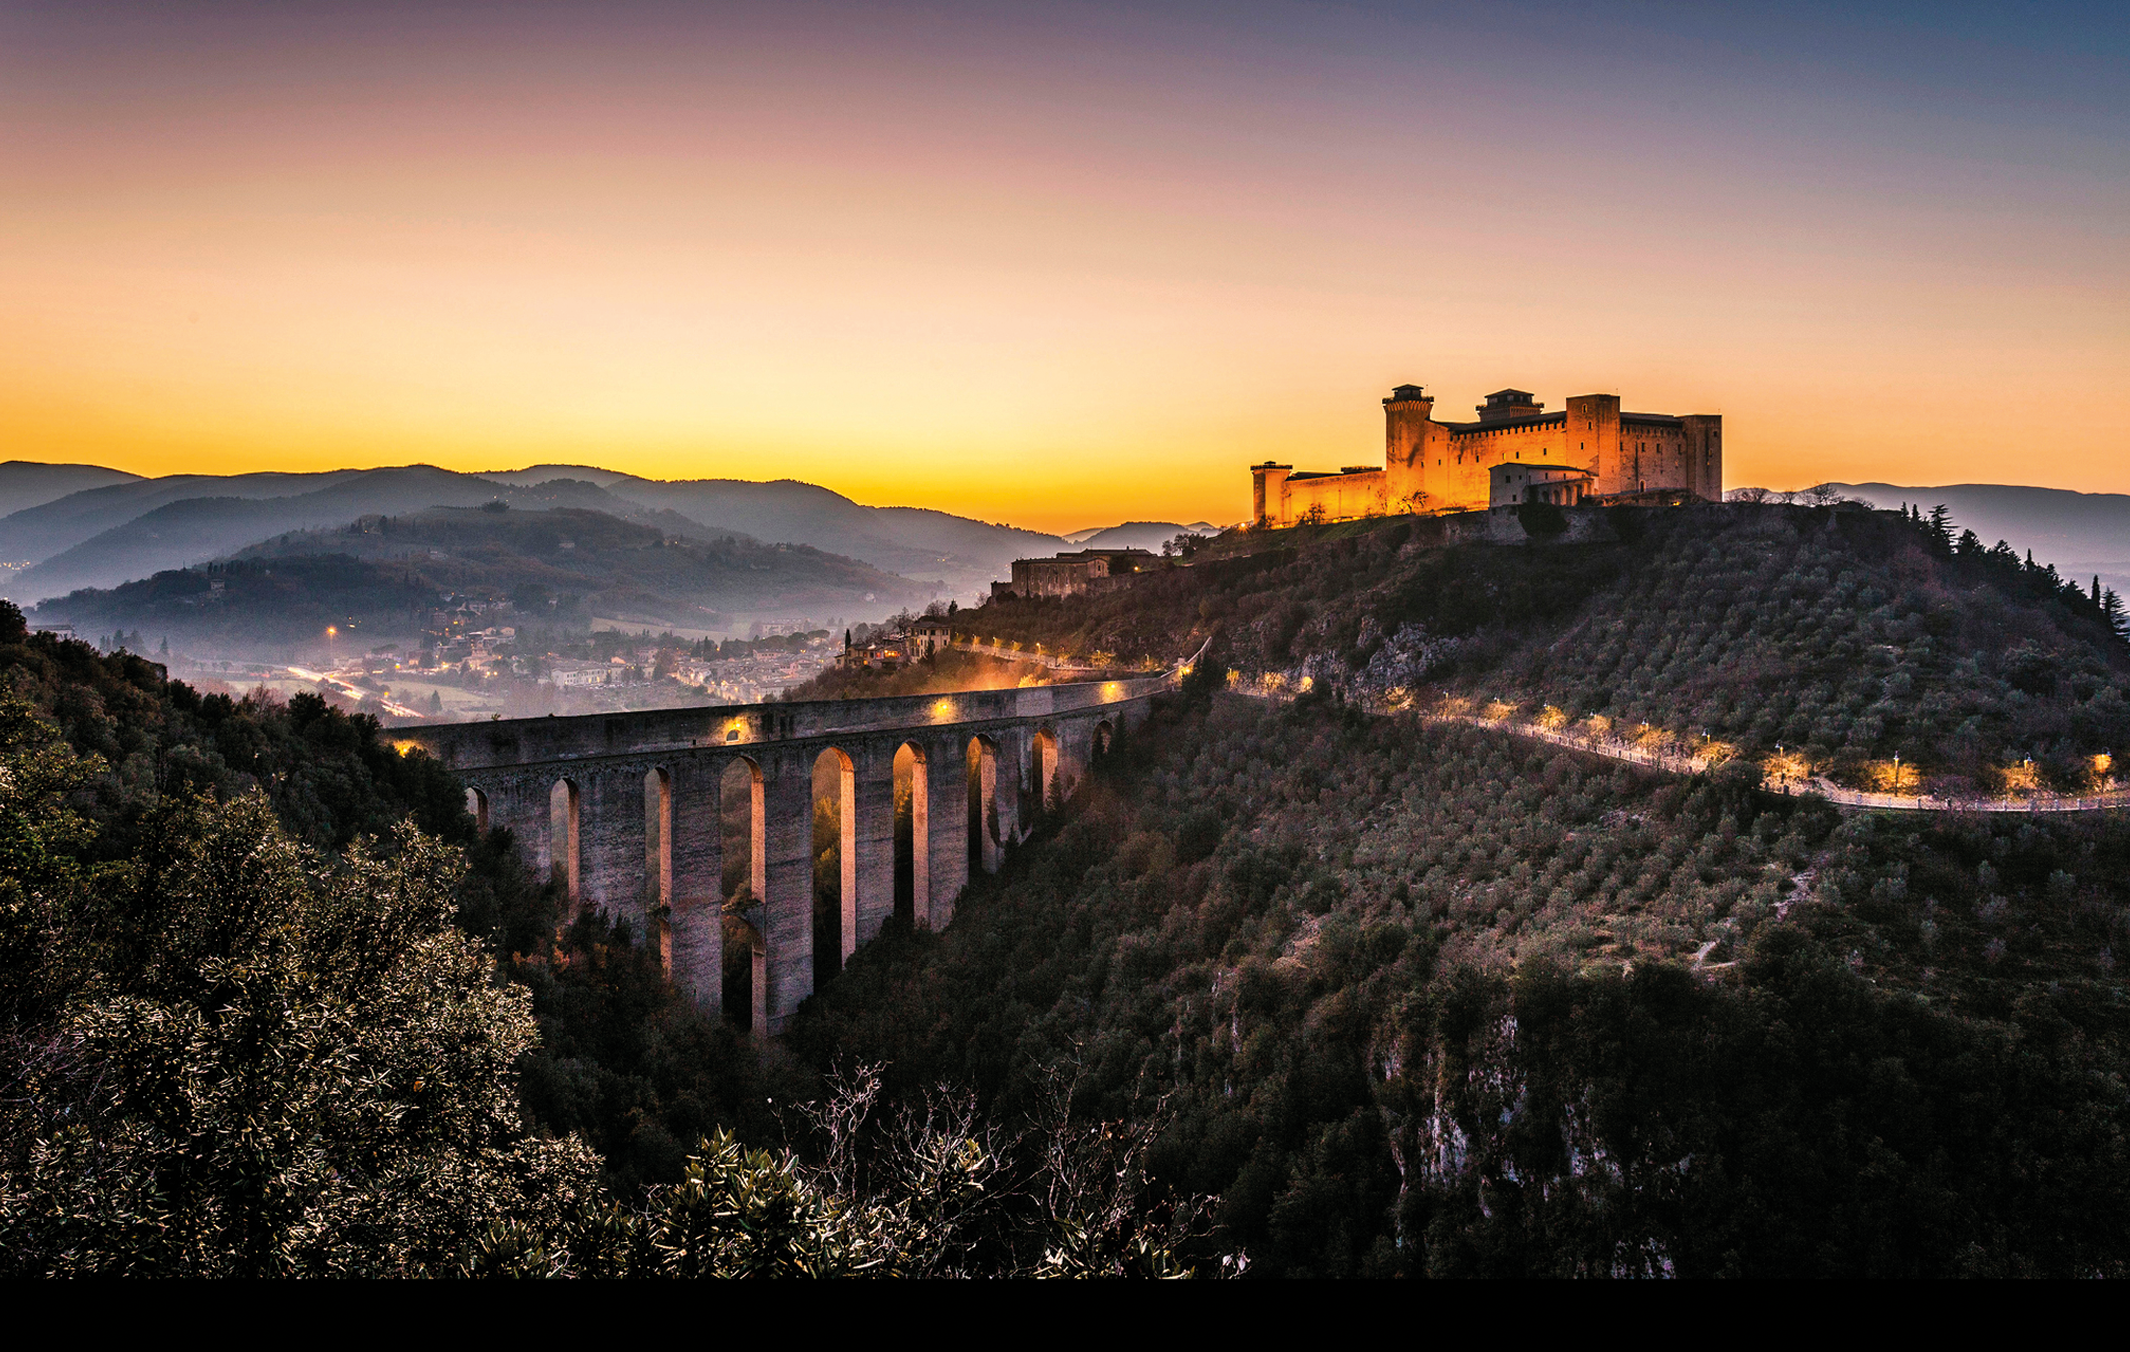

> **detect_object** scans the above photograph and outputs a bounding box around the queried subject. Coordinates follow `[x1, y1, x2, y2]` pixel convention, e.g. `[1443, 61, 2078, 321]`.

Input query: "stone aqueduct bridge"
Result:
[397, 676, 1169, 1031]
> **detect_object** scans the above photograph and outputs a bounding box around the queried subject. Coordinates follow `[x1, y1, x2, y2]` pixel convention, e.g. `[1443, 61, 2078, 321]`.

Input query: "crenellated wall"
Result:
[1274, 468, 1389, 524]
[398, 677, 1164, 1032]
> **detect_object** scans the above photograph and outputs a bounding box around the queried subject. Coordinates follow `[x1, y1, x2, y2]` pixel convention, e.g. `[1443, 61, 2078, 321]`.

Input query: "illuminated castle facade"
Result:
[1251, 385, 1722, 526]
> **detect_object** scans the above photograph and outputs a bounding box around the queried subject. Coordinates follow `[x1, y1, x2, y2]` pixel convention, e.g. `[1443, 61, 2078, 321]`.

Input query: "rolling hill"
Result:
[484, 468, 1068, 593]
[0, 461, 142, 521]
[0, 470, 368, 574]
[1835, 482, 2130, 599]
[1071, 521, 1215, 552]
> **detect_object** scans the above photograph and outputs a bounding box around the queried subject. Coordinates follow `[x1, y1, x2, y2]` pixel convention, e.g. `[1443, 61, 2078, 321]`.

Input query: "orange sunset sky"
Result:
[3, 2, 2125, 532]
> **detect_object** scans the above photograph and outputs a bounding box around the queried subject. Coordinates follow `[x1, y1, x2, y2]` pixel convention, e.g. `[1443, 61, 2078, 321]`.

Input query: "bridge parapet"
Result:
[396, 674, 1168, 773]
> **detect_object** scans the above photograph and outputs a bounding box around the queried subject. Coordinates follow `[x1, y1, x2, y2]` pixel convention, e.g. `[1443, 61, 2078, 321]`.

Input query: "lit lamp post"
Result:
[1892, 751, 1901, 797]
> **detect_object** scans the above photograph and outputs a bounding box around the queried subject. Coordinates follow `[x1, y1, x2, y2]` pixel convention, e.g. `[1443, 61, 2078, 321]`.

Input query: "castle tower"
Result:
[1475, 389, 1543, 423]
[1383, 384, 1436, 509]
[1566, 393, 1622, 493]
[1682, 414, 1722, 500]
[1251, 462, 1291, 525]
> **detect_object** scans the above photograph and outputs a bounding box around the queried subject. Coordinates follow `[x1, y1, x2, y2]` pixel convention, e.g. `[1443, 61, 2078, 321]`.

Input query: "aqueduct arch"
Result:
[812, 747, 858, 989]
[893, 742, 928, 927]
[720, 757, 767, 1034]
[1032, 727, 1060, 810]
[548, 778, 581, 905]
[967, 734, 1001, 878]
[401, 677, 1166, 1032]
[645, 766, 672, 967]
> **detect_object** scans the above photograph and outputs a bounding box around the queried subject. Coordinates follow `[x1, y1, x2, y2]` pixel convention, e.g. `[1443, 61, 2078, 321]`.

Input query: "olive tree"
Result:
[0, 695, 600, 1276]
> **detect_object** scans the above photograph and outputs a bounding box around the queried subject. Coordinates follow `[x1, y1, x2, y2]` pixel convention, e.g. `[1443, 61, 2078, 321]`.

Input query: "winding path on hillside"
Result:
[947, 625, 2122, 815]
[1218, 682, 2128, 815]
[1425, 712, 2129, 814]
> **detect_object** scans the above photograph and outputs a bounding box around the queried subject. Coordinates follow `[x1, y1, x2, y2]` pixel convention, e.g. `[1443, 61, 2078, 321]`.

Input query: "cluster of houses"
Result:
[839, 616, 957, 671]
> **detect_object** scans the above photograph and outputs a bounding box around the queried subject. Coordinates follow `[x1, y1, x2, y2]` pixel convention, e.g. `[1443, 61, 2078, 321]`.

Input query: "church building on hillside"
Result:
[1250, 384, 1722, 526]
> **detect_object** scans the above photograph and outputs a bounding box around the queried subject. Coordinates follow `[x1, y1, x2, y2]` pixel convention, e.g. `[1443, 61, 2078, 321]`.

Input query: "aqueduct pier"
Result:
[396, 676, 1167, 1031]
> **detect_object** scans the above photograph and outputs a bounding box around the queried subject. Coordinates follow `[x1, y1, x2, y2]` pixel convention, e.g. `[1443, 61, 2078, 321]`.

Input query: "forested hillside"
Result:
[967, 503, 2130, 796]
[794, 673, 2130, 1275]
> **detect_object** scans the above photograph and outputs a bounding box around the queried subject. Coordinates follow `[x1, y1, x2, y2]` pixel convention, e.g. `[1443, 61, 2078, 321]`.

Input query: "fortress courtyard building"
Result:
[1251, 385, 1722, 526]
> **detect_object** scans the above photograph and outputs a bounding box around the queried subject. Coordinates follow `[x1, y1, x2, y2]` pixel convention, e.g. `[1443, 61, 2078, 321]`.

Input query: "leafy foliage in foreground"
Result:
[472, 1065, 1212, 1278]
[506, 907, 787, 1195]
[0, 707, 604, 1276]
[0, 605, 775, 1200]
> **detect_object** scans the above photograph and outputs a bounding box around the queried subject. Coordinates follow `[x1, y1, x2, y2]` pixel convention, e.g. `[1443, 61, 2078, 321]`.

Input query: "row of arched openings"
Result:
[473, 723, 1112, 1035]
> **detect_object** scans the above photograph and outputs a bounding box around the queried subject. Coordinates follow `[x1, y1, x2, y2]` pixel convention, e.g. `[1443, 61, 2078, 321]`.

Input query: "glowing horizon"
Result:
[3, 3, 2125, 534]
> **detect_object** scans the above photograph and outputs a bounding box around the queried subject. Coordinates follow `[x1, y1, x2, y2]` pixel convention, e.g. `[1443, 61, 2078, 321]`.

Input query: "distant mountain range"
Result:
[1059, 521, 1218, 550]
[6, 469, 639, 600]
[33, 503, 933, 654]
[1834, 483, 2130, 598]
[0, 461, 1078, 606]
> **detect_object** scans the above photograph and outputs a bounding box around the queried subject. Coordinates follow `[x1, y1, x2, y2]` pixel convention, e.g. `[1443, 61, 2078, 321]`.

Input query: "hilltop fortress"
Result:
[1251, 385, 1721, 526]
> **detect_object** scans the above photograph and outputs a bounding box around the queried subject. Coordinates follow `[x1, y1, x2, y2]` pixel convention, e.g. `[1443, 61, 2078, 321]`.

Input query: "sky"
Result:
[2, 1, 2125, 531]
